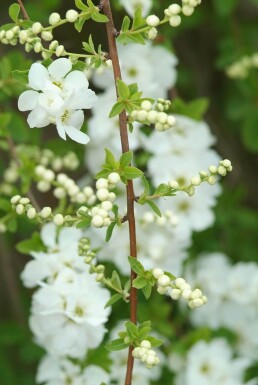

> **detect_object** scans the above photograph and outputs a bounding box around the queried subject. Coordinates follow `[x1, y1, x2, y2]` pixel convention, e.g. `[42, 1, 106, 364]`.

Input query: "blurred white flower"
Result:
[18, 58, 98, 144]
[119, 0, 152, 17]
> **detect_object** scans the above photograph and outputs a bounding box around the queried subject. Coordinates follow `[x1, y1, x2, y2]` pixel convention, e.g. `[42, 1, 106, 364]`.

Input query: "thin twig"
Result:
[101, 1, 138, 385]
[17, 0, 30, 20]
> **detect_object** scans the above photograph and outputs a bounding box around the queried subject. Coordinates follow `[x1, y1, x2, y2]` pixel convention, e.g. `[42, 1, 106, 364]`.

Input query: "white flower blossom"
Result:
[18, 58, 98, 144]
[118, 0, 152, 17]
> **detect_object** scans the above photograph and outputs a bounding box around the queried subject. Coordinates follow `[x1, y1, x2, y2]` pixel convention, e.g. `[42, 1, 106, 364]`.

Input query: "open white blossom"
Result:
[18, 58, 98, 144]
[119, 0, 152, 17]
[37, 355, 110, 385]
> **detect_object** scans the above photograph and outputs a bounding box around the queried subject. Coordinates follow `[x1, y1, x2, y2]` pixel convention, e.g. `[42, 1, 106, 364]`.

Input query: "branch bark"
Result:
[101, 1, 138, 384]
[17, 0, 30, 20]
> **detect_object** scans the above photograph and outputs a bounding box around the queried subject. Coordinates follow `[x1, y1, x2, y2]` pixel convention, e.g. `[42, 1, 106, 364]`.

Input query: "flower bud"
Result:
[146, 15, 160, 27]
[49, 12, 61, 25]
[66, 9, 79, 23]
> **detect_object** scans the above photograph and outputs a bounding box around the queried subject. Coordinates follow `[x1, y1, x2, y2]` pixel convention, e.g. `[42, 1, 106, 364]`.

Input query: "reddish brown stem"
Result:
[17, 0, 30, 20]
[101, 1, 138, 385]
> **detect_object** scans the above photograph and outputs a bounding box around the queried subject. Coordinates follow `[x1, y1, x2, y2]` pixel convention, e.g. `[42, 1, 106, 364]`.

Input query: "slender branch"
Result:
[17, 0, 30, 20]
[101, 1, 138, 384]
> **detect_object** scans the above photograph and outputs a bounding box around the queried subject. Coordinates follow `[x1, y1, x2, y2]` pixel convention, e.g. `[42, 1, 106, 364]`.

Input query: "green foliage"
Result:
[9, 4, 21, 23]
[117, 8, 146, 45]
[16, 232, 47, 254]
[171, 97, 210, 121]
[128, 256, 156, 299]
[74, 0, 108, 32]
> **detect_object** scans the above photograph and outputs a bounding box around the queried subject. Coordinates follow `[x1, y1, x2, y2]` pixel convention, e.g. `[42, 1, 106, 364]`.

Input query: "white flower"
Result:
[119, 0, 152, 17]
[18, 58, 98, 144]
[20, 223, 87, 288]
[30, 271, 111, 358]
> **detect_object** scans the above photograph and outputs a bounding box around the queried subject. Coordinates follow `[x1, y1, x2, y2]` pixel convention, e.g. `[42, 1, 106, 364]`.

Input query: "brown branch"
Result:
[17, 0, 30, 20]
[101, 1, 138, 385]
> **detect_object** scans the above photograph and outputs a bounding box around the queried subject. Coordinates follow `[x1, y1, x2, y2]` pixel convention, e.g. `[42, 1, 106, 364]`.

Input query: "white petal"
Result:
[69, 89, 98, 110]
[59, 227, 82, 246]
[48, 58, 72, 80]
[65, 70, 89, 90]
[27, 107, 49, 128]
[40, 223, 57, 249]
[18, 90, 39, 111]
[65, 125, 90, 144]
[67, 110, 84, 129]
[29, 63, 49, 91]
[55, 119, 67, 140]
[20, 260, 49, 288]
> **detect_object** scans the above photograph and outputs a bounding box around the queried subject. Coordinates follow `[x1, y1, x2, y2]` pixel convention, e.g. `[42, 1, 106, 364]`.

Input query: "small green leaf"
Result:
[91, 11, 109, 23]
[128, 83, 138, 95]
[120, 151, 133, 168]
[95, 169, 111, 179]
[141, 175, 150, 195]
[138, 327, 151, 340]
[128, 256, 145, 275]
[9, 3, 20, 23]
[129, 33, 145, 45]
[106, 221, 116, 242]
[139, 321, 151, 330]
[132, 7, 145, 29]
[12, 69, 29, 85]
[125, 321, 139, 339]
[132, 276, 147, 289]
[16, 232, 47, 254]
[121, 16, 130, 31]
[76, 218, 91, 228]
[74, 17, 87, 32]
[0, 23, 16, 31]
[105, 338, 128, 351]
[110, 270, 122, 291]
[105, 148, 118, 169]
[123, 166, 143, 180]
[154, 183, 170, 195]
[145, 200, 162, 217]
[104, 294, 123, 308]
[117, 79, 130, 100]
[142, 283, 152, 299]
[109, 101, 125, 118]
[75, 0, 88, 11]
[146, 336, 163, 347]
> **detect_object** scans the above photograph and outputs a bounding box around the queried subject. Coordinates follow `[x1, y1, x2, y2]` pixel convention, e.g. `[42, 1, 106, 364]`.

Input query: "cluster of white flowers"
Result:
[119, 0, 152, 17]
[173, 339, 253, 385]
[20, 223, 111, 383]
[133, 340, 160, 369]
[130, 99, 176, 131]
[152, 269, 207, 308]
[226, 53, 258, 79]
[18, 58, 98, 144]
[184, 253, 258, 362]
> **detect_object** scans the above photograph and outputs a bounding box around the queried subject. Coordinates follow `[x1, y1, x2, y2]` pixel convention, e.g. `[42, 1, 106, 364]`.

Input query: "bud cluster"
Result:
[164, 0, 202, 28]
[226, 52, 258, 79]
[168, 159, 233, 197]
[141, 210, 179, 227]
[132, 340, 160, 369]
[152, 269, 207, 309]
[130, 99, 176, 132]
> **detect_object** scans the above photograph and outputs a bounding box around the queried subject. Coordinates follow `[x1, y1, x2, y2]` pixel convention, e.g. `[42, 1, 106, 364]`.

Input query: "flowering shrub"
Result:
[0, 1, 258, 385]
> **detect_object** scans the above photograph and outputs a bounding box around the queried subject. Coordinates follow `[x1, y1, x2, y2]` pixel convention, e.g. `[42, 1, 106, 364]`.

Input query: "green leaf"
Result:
[164, 271, 176, 280]
[138, 327, 151, 340]
[105, 338, 128, 351]
[16, 232, 47, 254]
[12, 69, 29, 85]
[132, 7, 145, 29]
[105, 148, 118, 169]
[0, 198, 11, 212]
[123, 166, 143, 179]
[110, 270, 122, 291]
[154, 183, 170, 195]
[129, 33, 145, 45]
[146, 336, 163, 347]
[91, 11, 109, 23]
[0, 23, 16, 31]
[121, 16, 130, 31]
[117, 79, 130, 100]
[212, 0, 239, 16]
[120, 151, 133, 168]
[128, 83, 138, 95]
[109, 101, 125, 118]
[75, 0, 88, 11]
[142, 283, 152, 299]
[141, 175, 150, 195]
[132, 276, 148, 289]
[172, 97, 209, 121]
[104, 294, 122, 308]
[76, 217, 91, 228]
[106, 221, 116, 242]
[95, 169, 111, 179]
[128, 256, 145, 275]
[9, 3, 20, 23]
[125, 321, 139, 339]
[139, 320, 151, 330]
[145, 200, 162, 217]
[74, 17, 87, 32]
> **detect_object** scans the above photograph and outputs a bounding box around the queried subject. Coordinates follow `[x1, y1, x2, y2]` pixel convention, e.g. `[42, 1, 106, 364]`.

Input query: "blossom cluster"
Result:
[18, 58, 98, 144]
[226, 52, 258, 79]
[132, 340, 160, 369]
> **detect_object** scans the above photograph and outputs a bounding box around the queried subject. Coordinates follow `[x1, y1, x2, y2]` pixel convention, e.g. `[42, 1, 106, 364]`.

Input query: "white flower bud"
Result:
[168, 4, 181, 14]
[141, 100, 152, 112]
[53, 214, 64, 226]
[202, 295, 208, 304]
[157, 286, 168, 295]
[152, 268, 164, 279]
[41, 31, 53, 41]
[209, 165, 217, 173]
[66, 9, 79, 23]
[157, 112, 167, 124]
[218, 165, 227, 176]
[75, 192, 86, 204]
[140, 340, 152, 349]
[169, 15, 182, 27]
[27, 207, 37, 219]
[11, 195, 21, 205]
[167, 115, 176, 126]
[157, 274, 171, 287]
[37, 181, 51, 192]
[222, 159, 231, 168]
[103, 217, 111, 226]
[175, 277, 186, 288]
[170, 288, 181, 300]
[19, 197, 30, 205]
[49, 12, 61, 25]
[147, 110, 158, 123]
[137, 110, 148, 122]
[146, 354, 157, 366]
[40, 207, 52, 218]
[6, 30, 14, 40]
[0, 223, 7, 233]
[43, 169, 55, 182]
[34, 42, 43, 53]
[97, 188, 109, 201]
[147, 27, 158, 40]
[35, 165, 45, 176]
[101, 201, 113, 211]
[87, 195, 97, 205]
[56, 45, 65, 57]
[32, 22, 43, 34]
[95, 273, 104, 282]
[49, 40, 59, 51]
[53, 187, 66, 199]
[208, 175, 217, 185]
[190, 176, 201, 186]
[96, 178, 109, 189]
[68, 185, 80, 197]
[146, 15, 160, 27]
[182, 5, 194, 16]
[169, 180, 179, 189]
[16, 204, 25, 215]
[98, 209, 108, 218]
[108, 192, 116, 202]
[91, 215, 104, 228]
[83, 186, 94, 197]
[191, 288, 202, 299]
[191, 298, 203, 308]
[181, 289, 192, 300]
[108, 172, 120, 185]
